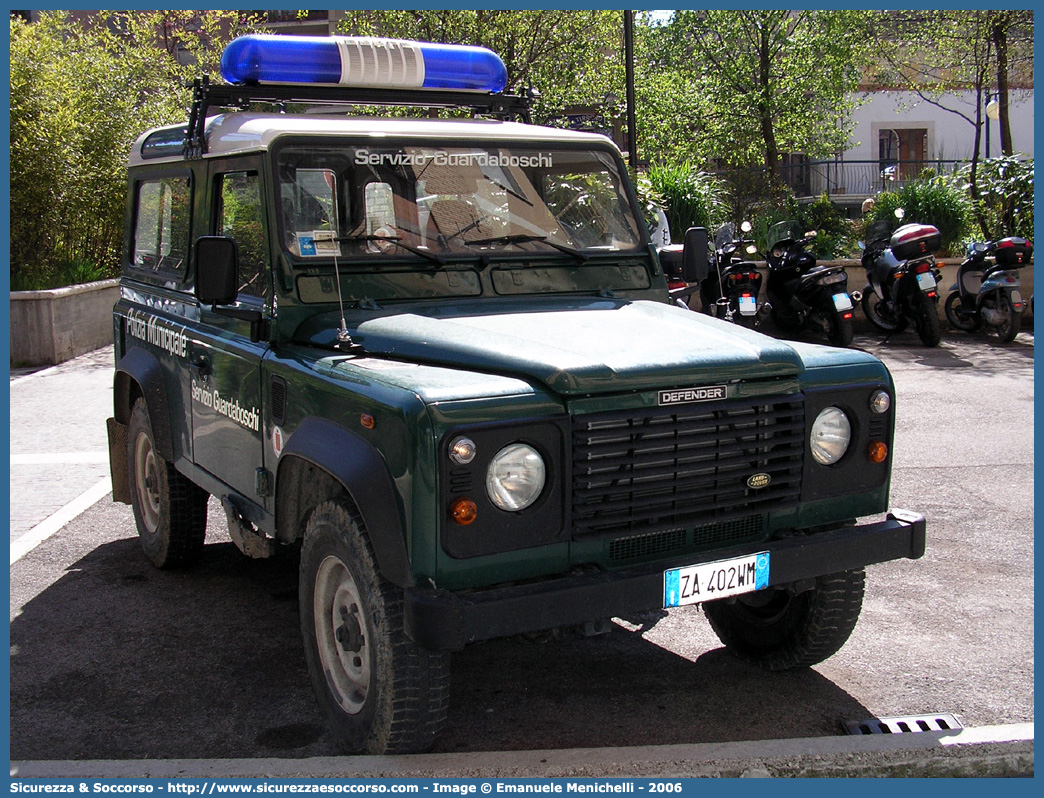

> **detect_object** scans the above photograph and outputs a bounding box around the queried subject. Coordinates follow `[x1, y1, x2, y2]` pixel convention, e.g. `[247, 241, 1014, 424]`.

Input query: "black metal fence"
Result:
[776, 159, 969, 201]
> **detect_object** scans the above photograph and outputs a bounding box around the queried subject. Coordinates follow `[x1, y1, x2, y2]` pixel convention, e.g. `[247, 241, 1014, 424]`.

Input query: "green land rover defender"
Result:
[106, 36, 925, 754]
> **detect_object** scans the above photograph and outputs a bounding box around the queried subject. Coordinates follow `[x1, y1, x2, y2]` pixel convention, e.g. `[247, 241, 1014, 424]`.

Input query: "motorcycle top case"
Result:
[658, 244, 684, 280]
[994, 237, 1033, 267]
[891, 223, 941, 261]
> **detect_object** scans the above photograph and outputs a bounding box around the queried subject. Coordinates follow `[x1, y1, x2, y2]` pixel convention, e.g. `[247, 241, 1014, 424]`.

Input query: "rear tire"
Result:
[300, 500, 449, 754]
[704, 569, 865, 671]
[995, 292, 1021, 343]
[913, 291, 942, 347]
[826, 311, 854, 347]
[127, 398, 207, 568]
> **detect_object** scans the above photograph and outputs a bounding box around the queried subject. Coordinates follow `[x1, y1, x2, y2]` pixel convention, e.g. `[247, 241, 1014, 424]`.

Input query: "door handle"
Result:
[190, 352, 211, 378]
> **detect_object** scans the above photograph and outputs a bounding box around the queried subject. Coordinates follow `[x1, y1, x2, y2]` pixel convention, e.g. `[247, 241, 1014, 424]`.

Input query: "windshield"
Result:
[714, 223, 736, 249]
[767, 221, 803, 251]
[276, 142, 643, 262]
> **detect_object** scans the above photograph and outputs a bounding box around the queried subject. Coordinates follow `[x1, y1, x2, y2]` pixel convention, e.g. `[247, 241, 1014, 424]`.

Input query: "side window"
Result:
[217, 171, 267, 299]
[132, 176, 191, 275]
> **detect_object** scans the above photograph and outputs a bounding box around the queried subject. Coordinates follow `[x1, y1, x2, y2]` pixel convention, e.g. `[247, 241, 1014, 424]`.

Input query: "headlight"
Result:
[486, 443, 546, 511]
[810, 407, 851, 465]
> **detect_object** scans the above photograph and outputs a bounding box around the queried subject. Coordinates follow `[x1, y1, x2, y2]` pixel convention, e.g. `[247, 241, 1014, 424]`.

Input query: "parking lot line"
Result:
[9, 478, 112, 565]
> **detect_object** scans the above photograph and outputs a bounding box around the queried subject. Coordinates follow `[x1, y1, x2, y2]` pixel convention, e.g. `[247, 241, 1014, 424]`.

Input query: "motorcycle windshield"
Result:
[767, 221, 802, 251]
[865, 220, 892, 246]
[714, 223, 736, 249]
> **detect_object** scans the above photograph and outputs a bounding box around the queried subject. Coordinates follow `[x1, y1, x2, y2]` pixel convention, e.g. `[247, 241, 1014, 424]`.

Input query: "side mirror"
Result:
[806, 230, 818, 239]
[894, 207, 906, 220]
[681, 226, 709, 283]
[740, 220, 753, 234]
[195, 236, 239, 306]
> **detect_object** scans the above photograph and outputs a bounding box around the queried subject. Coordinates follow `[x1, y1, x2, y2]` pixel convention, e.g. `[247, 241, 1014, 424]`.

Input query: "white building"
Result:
[795, 89, 1034, 208]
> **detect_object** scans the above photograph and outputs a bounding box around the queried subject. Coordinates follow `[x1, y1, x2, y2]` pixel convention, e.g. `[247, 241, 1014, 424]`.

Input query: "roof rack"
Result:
[183, 76, 533, 158]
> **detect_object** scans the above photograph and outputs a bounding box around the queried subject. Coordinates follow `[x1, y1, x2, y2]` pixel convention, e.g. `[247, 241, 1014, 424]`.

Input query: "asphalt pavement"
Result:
[7, 331, 1035, 778]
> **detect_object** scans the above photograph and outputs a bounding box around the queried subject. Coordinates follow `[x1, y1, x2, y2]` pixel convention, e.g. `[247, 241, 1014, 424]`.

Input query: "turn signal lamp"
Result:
[220, 35, 508, 92]
[449, 497, 479, 526]
[868, 441, 889, 464]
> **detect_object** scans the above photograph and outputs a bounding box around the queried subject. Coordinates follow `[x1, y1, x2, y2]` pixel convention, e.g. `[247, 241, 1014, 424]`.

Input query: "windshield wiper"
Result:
[481, 176, 533, 207]
[336, 234, 445, 266]
[465, 234, 589, 262]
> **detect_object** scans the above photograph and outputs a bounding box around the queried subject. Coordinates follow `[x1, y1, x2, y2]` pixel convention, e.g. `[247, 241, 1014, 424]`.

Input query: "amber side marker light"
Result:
[450, 497, 479, 526]
[868, 441, 889, 463]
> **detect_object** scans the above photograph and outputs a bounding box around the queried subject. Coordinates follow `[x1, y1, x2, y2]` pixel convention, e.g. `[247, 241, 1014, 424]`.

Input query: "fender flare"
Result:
[278, 417, 412, 587]
[114, 347, 175, 462]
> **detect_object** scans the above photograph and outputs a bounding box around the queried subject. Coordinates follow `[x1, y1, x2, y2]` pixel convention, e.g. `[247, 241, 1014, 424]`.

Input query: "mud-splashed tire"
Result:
[704, 569, 865, 671]
[300, 501, 450, 754]
[127, 398, 208, 568]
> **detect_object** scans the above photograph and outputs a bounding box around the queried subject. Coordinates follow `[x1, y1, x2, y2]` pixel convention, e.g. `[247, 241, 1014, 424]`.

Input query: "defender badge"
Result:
[747, 473, 772, 490]
[658, 384, 727, 406]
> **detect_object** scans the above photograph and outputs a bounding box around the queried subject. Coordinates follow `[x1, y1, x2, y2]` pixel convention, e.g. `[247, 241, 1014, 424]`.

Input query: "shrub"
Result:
[747, 194, 855, 259]
[866, 178, 971, 255]
[10, 12, 249, 290]
[646, 163, 729, 243]
[965, 156, 1034, 242]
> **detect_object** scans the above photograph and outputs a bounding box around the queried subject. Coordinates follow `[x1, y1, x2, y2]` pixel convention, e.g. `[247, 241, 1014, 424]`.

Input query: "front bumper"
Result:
[404, 510, 925, 651]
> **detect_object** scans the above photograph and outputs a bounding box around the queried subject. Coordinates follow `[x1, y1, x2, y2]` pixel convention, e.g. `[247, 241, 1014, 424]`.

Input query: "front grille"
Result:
[573, 394, 804, 539]
[607, 515, 765, 562]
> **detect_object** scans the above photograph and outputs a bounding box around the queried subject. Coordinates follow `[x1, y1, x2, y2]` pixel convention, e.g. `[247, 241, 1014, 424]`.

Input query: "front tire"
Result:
[861, 289, 906, 333]
[704, 569, 865, 671]
[300, 501, 449, 754]
[913, 291, 942, 347]
[944, 291, 981, 332]
[127, 398, 207, 568]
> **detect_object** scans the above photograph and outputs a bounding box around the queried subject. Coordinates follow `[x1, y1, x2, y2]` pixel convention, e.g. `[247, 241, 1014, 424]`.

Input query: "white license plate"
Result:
[917, 272, 937, 290]
[664, 552, 770, 608]
[738, 295, 757, 315]
[832, 292, 854, 311]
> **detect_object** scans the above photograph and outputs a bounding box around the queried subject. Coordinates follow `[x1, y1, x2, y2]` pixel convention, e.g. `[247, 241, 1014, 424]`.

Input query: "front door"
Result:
[189, 162, 270, 507]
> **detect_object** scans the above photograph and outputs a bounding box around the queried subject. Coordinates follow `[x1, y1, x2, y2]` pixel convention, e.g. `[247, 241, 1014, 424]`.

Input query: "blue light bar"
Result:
[220, 35, 508, 93]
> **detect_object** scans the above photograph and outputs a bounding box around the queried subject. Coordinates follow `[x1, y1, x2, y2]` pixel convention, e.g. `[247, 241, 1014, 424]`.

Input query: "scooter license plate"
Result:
[832, 292, 854, 311]
[916, 272, 937, 291]
[738, 295, 757, 315]
[664, 552, 770, 608]
[1011, 290, 1024, 307]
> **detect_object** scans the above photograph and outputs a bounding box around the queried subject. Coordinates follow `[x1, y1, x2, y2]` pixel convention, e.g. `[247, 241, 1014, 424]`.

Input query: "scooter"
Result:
[944, 237, 1032, 343]
[859, 208, 943, 347]
[764, 221, 856, 347]
[699, 221, 766, 327]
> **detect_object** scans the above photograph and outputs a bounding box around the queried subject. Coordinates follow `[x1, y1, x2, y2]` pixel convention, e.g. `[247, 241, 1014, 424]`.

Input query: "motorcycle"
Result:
[944, 237, 1032, 343]
[764, 220, 856, 347]
[658, 227, 709, 310]
[699, 221, 766, 327]
[859, 208, 943, 347]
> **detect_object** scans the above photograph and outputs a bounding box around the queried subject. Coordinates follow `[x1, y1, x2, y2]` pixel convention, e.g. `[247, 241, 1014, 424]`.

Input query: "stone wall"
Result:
[10, 279, 119, 366]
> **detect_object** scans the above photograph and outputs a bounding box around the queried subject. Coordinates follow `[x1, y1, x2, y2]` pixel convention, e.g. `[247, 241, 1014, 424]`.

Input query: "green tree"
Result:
[867, 10, 1034, 237]
[337, 10, 624, 124]
[10, 11, 247, 289]
[657, 10, 873, 181]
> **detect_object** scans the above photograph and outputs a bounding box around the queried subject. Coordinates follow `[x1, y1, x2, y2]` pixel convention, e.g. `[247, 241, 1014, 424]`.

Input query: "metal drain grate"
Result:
[842, 713, 963, 735]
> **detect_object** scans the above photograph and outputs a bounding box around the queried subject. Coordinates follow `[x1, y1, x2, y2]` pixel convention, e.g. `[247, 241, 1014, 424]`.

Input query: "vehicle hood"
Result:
[327, 299, 805, 396]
